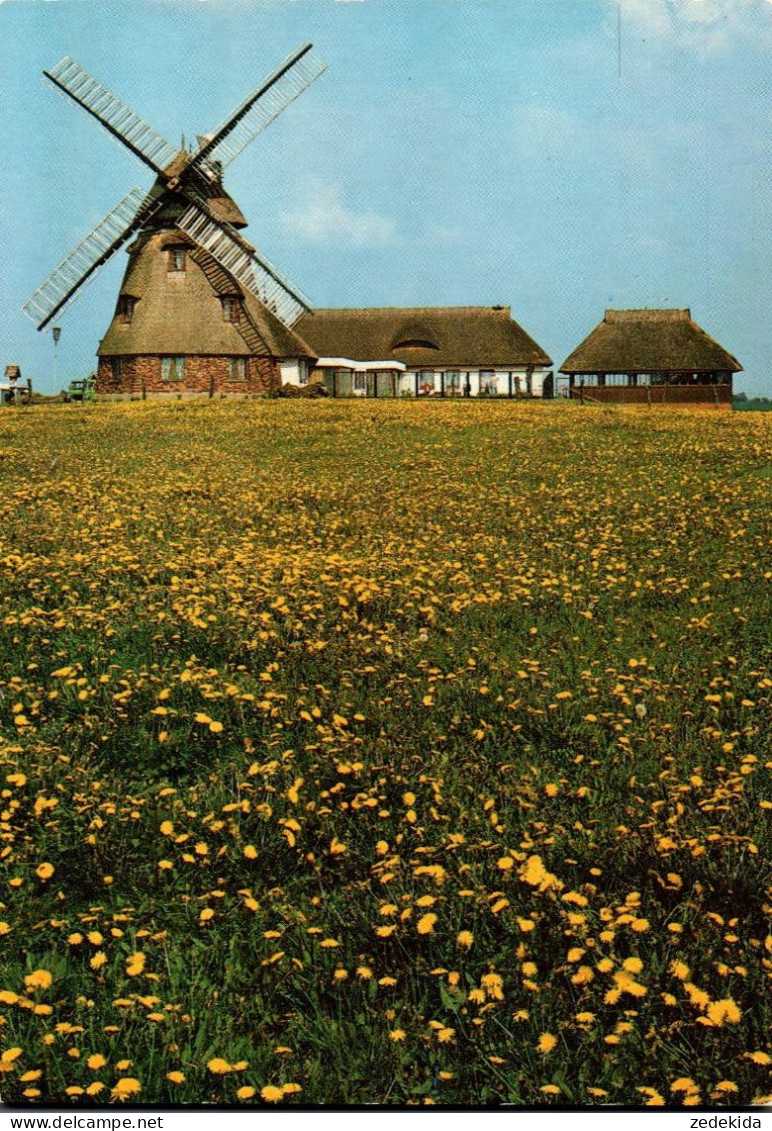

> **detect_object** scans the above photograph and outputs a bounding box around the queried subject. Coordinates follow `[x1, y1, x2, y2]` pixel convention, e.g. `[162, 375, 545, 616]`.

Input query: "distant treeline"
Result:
[733, 393, 772, 411]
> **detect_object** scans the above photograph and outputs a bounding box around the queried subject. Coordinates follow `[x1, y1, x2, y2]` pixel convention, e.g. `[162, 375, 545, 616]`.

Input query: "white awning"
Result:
[315, 357, 407, 372]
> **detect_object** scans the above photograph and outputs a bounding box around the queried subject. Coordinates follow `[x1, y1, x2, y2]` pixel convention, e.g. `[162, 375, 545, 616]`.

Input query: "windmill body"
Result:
[24, 48, 325, 397]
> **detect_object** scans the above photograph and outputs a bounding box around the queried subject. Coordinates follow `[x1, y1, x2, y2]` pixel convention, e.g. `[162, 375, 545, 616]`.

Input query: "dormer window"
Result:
[221, 296, 241, 323]
[116, 295, 137, 324]
[167, 247, 187, 272]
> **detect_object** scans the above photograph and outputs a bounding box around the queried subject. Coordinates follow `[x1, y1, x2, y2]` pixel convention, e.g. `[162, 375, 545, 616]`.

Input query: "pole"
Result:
[52, 326, 61, 394]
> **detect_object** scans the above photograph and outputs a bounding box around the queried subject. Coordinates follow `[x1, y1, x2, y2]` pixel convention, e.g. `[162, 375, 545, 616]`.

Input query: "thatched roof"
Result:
[295, 306, 552, 369]
[98, 229, 316, 360]
[560, 309, 742, 374]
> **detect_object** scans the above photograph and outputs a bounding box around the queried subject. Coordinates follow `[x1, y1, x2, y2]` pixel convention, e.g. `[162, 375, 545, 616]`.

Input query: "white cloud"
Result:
[616, 0, 772, 50]
[279, 180, 397, 247]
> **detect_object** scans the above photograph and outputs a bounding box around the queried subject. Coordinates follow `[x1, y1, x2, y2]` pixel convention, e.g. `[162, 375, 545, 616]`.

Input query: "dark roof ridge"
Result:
[605, 308, 690, 322]
[309, 305, 512, 314]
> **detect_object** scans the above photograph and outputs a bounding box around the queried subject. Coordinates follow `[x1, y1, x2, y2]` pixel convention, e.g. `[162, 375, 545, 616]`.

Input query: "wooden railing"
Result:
[571, 384, 732, 407]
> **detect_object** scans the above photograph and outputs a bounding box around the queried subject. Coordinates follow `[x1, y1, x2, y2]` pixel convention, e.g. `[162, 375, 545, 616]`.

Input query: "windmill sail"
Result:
[176, 203, 311, 328]
[44, 58, 180, 174]
[191, 44, 326, 173]
[23, 187, 158, 330]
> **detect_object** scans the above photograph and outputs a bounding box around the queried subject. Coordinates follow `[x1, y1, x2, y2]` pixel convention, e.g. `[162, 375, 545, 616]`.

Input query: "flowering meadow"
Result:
[0, 398, 770, 1106]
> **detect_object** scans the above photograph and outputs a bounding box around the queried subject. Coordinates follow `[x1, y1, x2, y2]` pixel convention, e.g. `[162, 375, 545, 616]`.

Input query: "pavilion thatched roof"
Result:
[560, 309, 742, 375]
[295, 306, 552, 369]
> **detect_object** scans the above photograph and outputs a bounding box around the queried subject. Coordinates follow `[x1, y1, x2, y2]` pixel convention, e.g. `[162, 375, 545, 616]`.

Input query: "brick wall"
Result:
[96, 355, 281, 396]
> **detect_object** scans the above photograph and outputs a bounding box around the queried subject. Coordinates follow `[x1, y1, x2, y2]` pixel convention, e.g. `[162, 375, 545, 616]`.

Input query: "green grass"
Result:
[0, 399, 770, 1106]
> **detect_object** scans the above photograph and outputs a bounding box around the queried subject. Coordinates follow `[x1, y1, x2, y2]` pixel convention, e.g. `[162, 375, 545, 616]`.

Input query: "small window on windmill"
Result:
[221, 296, 241, 323]
[167, 247, 187, 272]
[117, 295, 136, 324]
[161, 356, 185, 381]
[229, 357, 246, 381]
[111, 357, 124, 381]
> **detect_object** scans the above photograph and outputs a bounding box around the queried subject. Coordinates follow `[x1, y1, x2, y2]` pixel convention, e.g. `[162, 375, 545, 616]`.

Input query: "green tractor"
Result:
[67, 372, 96, 403]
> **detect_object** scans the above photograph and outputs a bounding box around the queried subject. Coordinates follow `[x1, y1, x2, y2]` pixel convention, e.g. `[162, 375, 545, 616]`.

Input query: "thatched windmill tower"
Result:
[24, 48, 325, 397]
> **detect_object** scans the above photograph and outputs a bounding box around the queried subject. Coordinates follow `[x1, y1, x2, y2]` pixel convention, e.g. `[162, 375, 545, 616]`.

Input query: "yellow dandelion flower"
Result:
[86, 1054, 107, 1070]
[622, 957, 643, 974]
[714, 1081, 738, 1093]
[389, 1028, 406, 1042]
[670, 959, 690, 980]
[706, 999, 741, 1026]
[90, 951, 108, 971]
[745, 1052, 772, 1066]
[35, 863, 55, 881]
[237, 1086, 256, 1100]
[24, 970, 52, 991]
[260, 1084, 284, 1103]
[166, 1071, 186, 1084]
[19, 1070, 42, 1083]
[243, 845, 258, 859]
[670, 1078, 699, 1093]
[207, 1058, 232, 1074]
[537, 1033, 557, 1054]
[417, 913, 437, 935]
[457, 930, 474, 948]
[319, 938, 340, 948]
[111, 1078, 141, 1100]
[125, 953, 145, 976]
[540, 1084, 561, 1095]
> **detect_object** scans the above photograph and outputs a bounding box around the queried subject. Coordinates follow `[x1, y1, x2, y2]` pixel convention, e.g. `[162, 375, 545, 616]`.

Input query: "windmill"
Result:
[23, 46, 326, 396]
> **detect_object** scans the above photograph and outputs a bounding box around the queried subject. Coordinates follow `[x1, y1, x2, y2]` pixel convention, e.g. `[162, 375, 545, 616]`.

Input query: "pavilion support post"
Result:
[440, 372, 445, 398]
[332, 371, 337, 398]
[415, 372, 419, 397]
[508, 372, 513, 398]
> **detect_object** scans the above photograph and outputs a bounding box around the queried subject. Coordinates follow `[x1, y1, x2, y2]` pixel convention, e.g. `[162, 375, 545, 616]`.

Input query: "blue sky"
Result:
[1, 0, 770, 395]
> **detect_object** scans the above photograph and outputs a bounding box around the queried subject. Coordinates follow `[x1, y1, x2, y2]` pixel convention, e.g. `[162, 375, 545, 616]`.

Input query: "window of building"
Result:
[167, 248, 187, 272]
[116, 296, 136, 324]
[353, 372, 366, 392]
[445, 370, 461, 393]
[298, 361, 309, 386]
[229, 357, 246, 381]
[111, 357, 124, 381]
[221, 296, 241, 322]
[480, 370, 498, 394]
[161, 356, 185, 381]
[419, 370, 435, 394]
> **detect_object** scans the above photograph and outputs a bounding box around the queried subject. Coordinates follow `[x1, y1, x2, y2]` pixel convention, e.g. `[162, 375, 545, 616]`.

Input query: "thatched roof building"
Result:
[296, 306, 552, 371]
[560, 309, 742, 377]
[98, 231, 315, 361]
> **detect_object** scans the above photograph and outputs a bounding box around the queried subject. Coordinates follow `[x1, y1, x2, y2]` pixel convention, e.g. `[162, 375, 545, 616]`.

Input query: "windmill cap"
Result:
[5, 365, 21, 379]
